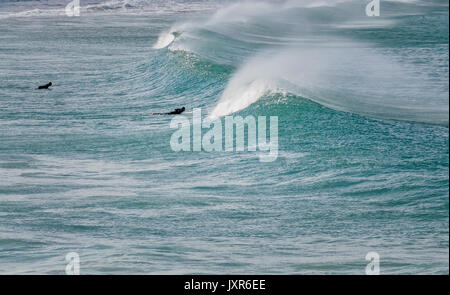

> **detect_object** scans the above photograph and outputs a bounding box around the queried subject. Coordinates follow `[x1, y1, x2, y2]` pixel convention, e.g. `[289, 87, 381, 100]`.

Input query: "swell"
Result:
[152, 0, 449, 125]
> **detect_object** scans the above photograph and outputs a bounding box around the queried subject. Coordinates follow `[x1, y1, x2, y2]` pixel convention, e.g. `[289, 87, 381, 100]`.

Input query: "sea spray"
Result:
[210, 46, 449, 125]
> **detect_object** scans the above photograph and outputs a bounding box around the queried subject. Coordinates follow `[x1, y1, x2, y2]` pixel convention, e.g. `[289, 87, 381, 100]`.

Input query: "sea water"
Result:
[0, 0, 448, 274]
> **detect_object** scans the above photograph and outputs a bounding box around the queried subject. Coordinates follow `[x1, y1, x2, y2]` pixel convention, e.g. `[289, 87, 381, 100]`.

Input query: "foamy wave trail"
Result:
[0, 0, 135, 19]
[84, 0, 138, 12]
[0, 0, 220, 19]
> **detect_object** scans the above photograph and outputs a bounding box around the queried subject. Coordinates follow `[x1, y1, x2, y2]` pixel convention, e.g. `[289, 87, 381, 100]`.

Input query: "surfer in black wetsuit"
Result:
[168, 107, 185, 114]
[153, 107, 185, 115]
[37, 82, 52, 90]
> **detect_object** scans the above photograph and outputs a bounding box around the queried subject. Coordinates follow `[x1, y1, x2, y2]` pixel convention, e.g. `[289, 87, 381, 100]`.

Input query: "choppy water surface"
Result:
[0, 0, 448, 274]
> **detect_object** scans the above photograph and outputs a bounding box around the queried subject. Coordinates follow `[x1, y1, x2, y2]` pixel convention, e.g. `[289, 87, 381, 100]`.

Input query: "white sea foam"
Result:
[210, 46, 449, 125]
[153, 31, 177, 49]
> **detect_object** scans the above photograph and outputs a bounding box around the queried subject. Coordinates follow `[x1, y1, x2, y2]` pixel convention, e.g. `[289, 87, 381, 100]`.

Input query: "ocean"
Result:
[0, 0, 448, 274]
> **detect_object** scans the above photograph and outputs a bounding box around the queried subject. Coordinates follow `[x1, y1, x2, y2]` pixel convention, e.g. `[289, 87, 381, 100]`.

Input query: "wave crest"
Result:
[210, 46, 449, 125]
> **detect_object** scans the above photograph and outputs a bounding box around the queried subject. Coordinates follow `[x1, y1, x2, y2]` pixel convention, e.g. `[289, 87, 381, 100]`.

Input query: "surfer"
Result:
[37, 82, 52, 90]
[153, 107, 185, 115]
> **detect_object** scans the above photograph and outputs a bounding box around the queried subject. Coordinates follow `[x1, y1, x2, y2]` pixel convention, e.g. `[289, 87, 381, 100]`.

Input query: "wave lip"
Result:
[209, 46, 449, 125]
[153, 31, 177, 49]
[210, 78, 277, 119]
[148, 0, 449, 125]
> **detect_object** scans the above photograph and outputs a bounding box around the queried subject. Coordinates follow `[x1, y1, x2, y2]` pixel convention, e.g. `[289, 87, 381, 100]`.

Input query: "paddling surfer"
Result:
[153, 107, 185, 115]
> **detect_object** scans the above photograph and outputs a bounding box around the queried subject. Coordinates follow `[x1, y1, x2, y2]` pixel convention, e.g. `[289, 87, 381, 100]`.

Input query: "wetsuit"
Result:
[37, 82, 52, 89]
[153, 108, 186, 115]
[168, 108, 185, 115]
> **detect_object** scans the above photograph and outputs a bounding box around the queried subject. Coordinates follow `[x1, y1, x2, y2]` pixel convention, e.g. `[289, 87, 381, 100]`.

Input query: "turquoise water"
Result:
[0, 0, 448, 274]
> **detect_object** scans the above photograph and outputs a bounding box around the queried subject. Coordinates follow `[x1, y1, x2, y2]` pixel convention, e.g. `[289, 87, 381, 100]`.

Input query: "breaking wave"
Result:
[153, 0, 449, 125]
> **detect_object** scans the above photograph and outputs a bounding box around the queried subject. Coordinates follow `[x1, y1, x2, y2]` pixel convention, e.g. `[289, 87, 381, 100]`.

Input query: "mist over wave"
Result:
[153, 0, 449, 125]
[210, 46, 448, 124]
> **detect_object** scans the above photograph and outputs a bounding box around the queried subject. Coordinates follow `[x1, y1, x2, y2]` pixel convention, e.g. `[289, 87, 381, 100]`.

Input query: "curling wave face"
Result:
[152, 0, 449, 125]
